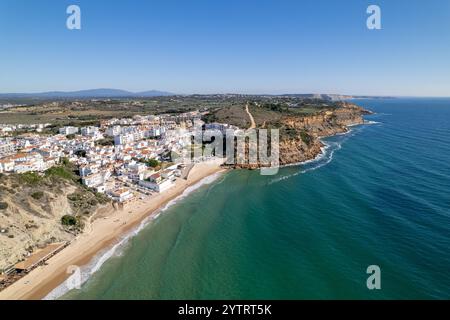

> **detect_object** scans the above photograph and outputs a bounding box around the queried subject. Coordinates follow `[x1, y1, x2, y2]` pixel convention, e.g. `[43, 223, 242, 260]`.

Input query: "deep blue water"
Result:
[62, 98, 450, 299]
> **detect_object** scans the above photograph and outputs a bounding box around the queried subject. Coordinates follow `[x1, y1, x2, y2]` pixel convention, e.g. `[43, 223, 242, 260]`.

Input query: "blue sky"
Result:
[0, 0, 449, 96]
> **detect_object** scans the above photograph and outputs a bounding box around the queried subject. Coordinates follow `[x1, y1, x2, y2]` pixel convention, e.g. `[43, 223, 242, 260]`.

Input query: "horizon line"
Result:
[0, 88, 449, 99]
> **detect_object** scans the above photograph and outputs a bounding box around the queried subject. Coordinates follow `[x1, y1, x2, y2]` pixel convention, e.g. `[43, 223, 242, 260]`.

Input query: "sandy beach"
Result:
[0, 160, 225, 300]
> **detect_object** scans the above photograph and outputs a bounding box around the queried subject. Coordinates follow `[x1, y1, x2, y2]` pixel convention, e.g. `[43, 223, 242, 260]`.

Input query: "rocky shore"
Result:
[231, 102, 371, 168]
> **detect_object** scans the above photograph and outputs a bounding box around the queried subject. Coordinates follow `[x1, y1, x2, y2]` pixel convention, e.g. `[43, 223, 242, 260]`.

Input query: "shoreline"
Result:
[0, 120, 372, 300]
[278, 119, 372, 169]
[0, 160, 226, 300]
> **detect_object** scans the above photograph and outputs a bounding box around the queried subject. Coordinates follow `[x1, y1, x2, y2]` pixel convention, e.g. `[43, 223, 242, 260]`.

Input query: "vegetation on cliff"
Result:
[203, 99, 370, 166]
[0, 158, 111, 271]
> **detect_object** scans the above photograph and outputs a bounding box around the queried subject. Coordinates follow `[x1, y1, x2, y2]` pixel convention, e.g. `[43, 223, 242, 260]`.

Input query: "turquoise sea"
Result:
[59, 98, 450, 299]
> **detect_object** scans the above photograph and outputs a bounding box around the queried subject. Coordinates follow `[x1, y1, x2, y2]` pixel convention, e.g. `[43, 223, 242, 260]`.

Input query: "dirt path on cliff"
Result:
[245, 103, 256, 129]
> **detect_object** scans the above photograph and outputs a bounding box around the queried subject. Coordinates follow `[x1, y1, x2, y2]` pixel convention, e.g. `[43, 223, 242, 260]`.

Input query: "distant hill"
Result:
[0, 89, 174, 99]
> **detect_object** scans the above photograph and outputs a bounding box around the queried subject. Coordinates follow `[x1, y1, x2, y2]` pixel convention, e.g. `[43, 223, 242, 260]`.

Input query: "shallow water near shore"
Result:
[61, 98, 450, 299]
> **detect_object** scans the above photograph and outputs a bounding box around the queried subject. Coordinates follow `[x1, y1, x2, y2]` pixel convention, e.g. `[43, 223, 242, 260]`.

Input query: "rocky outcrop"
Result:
[278, 102, 369, 165]
[229, 102, 370, 168]
[0, 183, 75, 271]
[0, 173, 112, 272]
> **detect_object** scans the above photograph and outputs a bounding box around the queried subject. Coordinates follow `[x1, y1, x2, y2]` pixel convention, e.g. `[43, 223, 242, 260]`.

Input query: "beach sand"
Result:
[0, 160, 225, 300]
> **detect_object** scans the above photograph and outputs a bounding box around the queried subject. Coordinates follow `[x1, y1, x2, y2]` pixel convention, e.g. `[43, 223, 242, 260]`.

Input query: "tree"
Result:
[75, 150, 87, 158]
[61, 215, 78, 226]
[146, 159, 160, 168]
[96, 138, 114, 146]
[31, 191, 44, 200]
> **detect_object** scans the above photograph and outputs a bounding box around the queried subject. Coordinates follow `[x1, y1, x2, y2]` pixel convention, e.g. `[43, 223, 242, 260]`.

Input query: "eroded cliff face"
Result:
[283, 106, 365, 135]
[0, 183, 76, 271]
[278, 103, 369, 165]
[0, 173, 112, 272]
[232, 102, 370, 168]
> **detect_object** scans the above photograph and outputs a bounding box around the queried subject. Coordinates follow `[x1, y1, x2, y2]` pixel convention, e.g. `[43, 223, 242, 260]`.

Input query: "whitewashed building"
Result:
[81, 173, 104, 188]
[59, 126, 79, 135]
[108, 188, 134, 203]
[139, 173, 175, 193]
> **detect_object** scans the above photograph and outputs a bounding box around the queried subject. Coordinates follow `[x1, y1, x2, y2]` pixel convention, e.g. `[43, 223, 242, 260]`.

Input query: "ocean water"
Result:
[60, 99, 450, 299]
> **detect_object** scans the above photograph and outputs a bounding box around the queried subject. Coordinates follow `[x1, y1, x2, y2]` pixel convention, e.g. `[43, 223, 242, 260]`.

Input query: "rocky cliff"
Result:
[277, 102, 370, 165]
[0, 168, 111, 272]
[0, 180, 75, 271]
[230, 101, 371, 168]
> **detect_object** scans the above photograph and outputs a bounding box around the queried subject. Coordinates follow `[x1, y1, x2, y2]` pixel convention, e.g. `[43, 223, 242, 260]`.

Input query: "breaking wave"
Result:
[44, 171, 224, 300]
[268, 124, 365, 185]
[268, 139, 341, 185]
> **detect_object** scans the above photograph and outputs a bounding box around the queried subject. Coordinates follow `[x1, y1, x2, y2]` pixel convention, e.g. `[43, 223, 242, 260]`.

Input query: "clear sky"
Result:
[1, 0, 449, 96]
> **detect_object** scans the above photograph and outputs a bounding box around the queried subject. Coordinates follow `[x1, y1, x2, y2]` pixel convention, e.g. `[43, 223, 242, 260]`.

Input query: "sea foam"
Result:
[267, 123, 365, 185]
[268, 140, 340, 185]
